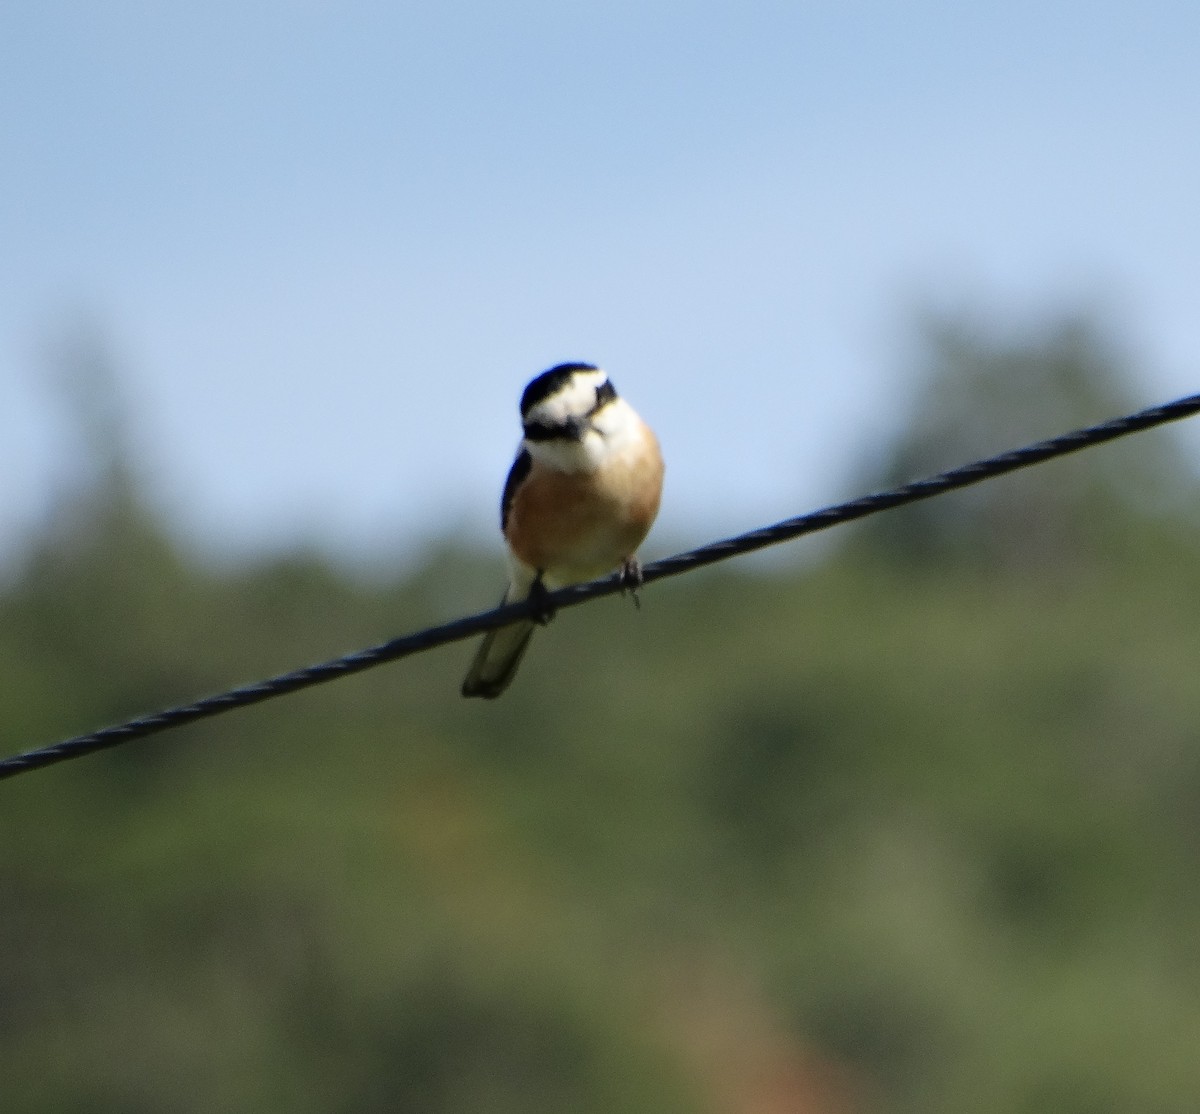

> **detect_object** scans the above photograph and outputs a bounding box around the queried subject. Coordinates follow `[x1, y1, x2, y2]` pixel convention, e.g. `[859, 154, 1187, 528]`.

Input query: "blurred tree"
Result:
[36, 313, 146, 540]
[8, 310, 1200, 1114]
[1, 317, 212, 771]
[852, 311, 1197, 571]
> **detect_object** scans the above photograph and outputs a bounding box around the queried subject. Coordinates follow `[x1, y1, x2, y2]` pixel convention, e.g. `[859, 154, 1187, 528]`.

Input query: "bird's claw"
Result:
[619, 557, 643, 610]
[529, 576, 557, 625]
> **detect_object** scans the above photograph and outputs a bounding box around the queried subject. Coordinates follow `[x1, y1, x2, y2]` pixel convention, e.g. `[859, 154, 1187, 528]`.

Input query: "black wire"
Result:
[2, 391, 1198, 781]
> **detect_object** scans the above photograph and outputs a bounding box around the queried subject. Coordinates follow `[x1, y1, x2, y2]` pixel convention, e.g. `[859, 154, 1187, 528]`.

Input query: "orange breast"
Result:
[505, 425, 663, 581]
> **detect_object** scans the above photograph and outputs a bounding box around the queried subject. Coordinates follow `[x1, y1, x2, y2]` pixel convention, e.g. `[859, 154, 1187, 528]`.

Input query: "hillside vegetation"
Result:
[3, 316, 1199, 1113]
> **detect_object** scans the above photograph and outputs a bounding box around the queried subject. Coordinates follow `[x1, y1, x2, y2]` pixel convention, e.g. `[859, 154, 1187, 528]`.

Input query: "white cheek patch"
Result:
[589, 398, 639, 446]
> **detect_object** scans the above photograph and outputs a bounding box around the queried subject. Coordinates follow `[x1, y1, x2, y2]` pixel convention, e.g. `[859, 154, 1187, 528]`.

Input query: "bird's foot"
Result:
[619, 557, 644, 610]
[529, 575, 557, 625]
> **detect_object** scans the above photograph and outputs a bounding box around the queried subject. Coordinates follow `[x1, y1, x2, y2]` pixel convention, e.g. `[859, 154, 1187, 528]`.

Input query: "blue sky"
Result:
[3, 1, 1198, 563]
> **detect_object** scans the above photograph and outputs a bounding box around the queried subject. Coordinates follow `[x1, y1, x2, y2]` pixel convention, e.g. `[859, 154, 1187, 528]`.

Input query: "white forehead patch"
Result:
[526, 369, 609, 426]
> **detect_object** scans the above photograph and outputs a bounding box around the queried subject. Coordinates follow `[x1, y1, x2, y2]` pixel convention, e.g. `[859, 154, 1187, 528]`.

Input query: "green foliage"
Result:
[6, 491, 1200, 1112]
[5, 313, 1200, 1112]
[853, 312, 1198, 571]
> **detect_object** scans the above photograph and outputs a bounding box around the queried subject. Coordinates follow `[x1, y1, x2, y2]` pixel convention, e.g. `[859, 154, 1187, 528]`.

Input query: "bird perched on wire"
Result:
[462, 363, 664, 698]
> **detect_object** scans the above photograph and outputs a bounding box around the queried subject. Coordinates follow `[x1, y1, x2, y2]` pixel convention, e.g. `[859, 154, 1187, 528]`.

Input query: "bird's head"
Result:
[520, 363, 617, 443]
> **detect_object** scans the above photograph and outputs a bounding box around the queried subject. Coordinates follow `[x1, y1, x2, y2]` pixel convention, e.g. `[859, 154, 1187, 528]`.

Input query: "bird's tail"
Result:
[460, 588, 536, 699]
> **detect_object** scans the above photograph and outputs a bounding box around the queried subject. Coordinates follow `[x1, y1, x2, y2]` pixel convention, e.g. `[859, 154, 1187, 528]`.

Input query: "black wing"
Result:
[500, 448, 532, 532]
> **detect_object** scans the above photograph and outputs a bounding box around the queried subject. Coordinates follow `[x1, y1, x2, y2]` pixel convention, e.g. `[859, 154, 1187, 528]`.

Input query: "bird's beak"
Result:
[563, 416, 591, 440]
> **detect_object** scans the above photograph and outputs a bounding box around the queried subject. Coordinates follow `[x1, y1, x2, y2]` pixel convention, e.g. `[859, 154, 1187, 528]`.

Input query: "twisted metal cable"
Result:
[2, 391, 1198, 781]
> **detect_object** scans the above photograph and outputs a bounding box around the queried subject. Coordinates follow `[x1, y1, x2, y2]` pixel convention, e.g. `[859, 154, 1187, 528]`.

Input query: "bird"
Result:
[461, 363, 664, 698]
